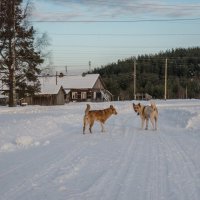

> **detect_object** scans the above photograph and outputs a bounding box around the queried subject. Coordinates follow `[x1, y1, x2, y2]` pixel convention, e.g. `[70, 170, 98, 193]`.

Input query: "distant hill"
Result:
[90, 47, 200, 100]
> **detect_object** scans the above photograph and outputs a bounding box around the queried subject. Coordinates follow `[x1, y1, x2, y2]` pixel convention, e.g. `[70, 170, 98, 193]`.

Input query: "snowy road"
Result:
[0, 100, 200, 200]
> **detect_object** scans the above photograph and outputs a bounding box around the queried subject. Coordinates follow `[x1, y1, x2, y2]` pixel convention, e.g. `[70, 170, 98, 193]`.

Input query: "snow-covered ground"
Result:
[0, 99, 200, 200]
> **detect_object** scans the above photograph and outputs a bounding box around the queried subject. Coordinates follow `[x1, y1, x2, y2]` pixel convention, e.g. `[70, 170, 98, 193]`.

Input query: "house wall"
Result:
[25, 88, 65, 106]
[33, 95, 55, 106]
[69, 89, 112, 102]
[65, 94, 70, 103]
[0, 98, 8, 106]
[24, 96, 32, 105]
[70, 89, 89, 102]
[68, 77, 108, 102]
[56, 88, 65, 105]
[93, 78, 104, 90]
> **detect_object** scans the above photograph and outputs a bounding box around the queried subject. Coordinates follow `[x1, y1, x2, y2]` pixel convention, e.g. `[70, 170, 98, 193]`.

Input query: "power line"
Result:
[36, 33, 200, 36]
[66, 1, 200, 8]
[50, 56, 200, 60]
[31, 17, 200, 23]
[47, 44, 200, 49]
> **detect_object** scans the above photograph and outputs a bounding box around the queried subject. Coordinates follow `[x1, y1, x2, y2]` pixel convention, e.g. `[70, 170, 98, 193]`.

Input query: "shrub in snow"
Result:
[1, 143, 15, 152]
[15, 136, 33, 147]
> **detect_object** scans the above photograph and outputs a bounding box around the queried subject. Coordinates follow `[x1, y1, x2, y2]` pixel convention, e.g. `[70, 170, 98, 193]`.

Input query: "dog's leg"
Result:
[89, 120, 94, 133]
[83, 117, 86, 134]
[155, 116, 158, 130]
[150, 117, 155, 130]
[100, 122, 105, 132]
[145, 119, 149, 130]
[141, 119, 144, 129]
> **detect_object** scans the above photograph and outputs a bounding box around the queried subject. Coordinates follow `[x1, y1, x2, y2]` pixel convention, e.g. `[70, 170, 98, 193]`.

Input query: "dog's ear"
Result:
[138, 103, 141, 107]
[110, 105, 113, 108]
[133, 103, 135, 106]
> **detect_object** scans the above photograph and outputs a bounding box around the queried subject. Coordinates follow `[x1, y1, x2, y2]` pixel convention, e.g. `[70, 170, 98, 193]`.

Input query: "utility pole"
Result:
[56, 71, 58, 85]
[133, 58, 137, 100]
[65, 65, 67, 74]
[164, 58, 168, 100]
[185, 85, 188, 99]
[89, 61, 91, 72]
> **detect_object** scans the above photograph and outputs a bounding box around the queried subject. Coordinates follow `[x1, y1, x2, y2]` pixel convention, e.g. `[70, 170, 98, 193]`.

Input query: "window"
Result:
[93, 92, 96, 99]
[81, 92, 87, 99]
[72, 92, 78, 99]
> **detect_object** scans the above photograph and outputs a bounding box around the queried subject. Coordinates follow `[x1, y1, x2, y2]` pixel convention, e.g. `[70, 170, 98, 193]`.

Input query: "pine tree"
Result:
[0, 0, 44, 106]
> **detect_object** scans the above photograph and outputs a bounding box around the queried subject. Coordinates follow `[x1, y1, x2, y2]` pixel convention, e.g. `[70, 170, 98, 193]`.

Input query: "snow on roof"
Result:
[38, 84, 62, 95]
[0, 94, 8, 99]
[38, 74, 100, 89]
[0, 74, 100, 95]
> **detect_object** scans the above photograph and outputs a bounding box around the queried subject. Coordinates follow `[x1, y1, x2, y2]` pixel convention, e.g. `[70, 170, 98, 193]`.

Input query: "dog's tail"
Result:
[150, 101, 158, 113]
[85, 104, 90, 115]
[83, 104, 91, 134]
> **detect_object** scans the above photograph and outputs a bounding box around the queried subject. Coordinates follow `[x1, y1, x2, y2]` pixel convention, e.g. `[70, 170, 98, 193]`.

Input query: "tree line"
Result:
[0, 0, 48, 107]
[91, 47, 200, 100]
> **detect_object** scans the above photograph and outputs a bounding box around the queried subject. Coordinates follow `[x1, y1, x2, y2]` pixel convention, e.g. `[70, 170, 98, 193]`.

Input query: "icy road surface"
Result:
[0, 99, 200, 200]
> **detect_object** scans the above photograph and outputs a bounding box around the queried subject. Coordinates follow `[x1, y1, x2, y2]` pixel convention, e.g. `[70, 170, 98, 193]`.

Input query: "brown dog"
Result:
[133, 101, 158, 130]
[83, 104, 117, 134]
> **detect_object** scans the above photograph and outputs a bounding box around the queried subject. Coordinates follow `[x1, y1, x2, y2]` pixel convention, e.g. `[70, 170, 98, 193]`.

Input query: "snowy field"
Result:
[0, 99, 200, 200]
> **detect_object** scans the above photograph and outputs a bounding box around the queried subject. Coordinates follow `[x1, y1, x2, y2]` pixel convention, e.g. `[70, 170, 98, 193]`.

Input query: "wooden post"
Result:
[164, 58, 168, 100]
[186, 85, 188, 99]
[133, 58, 136, 100]
[56, 71, 58, 85]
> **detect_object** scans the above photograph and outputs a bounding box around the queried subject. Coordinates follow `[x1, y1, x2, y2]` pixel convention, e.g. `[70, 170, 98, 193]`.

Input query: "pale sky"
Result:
[27, 0, 200, 74]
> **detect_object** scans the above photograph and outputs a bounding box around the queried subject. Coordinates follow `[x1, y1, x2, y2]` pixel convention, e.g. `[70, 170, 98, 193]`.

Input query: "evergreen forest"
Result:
[91, 47, 200, 100]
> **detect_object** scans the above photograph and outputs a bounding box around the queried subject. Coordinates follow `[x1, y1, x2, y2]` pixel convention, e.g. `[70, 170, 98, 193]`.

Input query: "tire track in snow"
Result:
[65, 113, 137, 200]
[0, 132, 91, 200]
[80, 111, 159, 200]
[114, 133, 149, 200]
[91, 115, 139, 200]
[99, 118, 139, 200]
[140, 134, 166, 200]
[117, 133, 161, 200]
[160, 133, 200, 200]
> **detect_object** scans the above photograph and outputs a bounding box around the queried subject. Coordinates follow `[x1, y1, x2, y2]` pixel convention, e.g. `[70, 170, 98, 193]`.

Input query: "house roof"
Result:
[38, 84, 63, 95]
[38, 74, 100, 89]
[0, 74, 102, 96]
